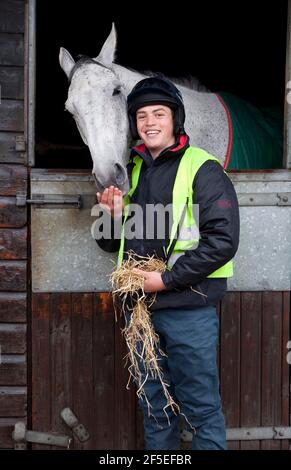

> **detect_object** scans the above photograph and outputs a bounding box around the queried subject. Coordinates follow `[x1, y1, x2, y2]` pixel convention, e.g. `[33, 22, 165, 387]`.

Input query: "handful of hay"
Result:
[110, 251, 179, 420]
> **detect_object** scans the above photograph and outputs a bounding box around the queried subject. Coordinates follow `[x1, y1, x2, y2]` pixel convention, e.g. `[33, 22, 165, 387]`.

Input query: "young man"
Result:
[96, 76, 240, 450]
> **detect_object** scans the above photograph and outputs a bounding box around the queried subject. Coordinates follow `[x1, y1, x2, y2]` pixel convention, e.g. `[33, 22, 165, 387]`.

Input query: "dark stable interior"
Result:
[35, 1, 288, 169]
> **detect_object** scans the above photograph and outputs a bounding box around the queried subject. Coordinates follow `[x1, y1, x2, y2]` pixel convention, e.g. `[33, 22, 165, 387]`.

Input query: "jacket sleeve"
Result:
[161, 160, 240, 289]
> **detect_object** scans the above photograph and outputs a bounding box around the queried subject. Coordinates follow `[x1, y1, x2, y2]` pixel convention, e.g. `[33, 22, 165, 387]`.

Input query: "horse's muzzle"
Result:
[114, 163, 128, 187]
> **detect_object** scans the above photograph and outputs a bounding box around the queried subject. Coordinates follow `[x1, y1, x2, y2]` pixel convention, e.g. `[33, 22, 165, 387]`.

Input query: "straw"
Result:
[110, 250, 180, 421]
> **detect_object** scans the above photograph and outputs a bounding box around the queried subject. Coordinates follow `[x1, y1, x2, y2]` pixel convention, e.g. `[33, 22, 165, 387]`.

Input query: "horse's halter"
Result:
[68, 56, 112, 83]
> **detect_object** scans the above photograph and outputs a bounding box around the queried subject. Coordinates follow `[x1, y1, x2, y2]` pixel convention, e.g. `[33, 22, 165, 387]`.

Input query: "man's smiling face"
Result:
[136, 104, 175, 158]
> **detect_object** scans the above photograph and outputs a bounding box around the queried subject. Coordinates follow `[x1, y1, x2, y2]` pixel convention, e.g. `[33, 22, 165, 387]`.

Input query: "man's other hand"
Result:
[133, 268, 166, 293]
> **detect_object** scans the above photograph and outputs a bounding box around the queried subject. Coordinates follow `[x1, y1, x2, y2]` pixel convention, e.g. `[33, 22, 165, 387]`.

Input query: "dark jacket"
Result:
[96, 135, 240, 310]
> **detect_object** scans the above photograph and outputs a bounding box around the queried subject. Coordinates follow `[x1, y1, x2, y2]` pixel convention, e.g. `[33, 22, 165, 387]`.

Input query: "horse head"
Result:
[59, 24, 130, 194]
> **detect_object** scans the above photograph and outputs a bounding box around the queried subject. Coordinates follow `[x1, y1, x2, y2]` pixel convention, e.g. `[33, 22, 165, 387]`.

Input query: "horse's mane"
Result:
[168, 75, 210, 92]
[124, 65, 210, 92]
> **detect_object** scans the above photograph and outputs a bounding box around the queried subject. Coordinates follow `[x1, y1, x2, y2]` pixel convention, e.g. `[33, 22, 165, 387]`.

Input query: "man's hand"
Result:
[133, 268, 166, 293]
[96, 185, 124, 219]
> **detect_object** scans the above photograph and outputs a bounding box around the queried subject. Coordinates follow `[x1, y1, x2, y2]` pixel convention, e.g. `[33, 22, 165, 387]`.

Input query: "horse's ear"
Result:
[59, 47, 75, 78]
[95, 23, 117, 67]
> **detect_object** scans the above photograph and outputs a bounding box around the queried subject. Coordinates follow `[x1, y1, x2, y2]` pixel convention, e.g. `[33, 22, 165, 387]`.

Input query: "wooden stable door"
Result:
[31, 290, 290, 450]
[29, 170, 291, 450]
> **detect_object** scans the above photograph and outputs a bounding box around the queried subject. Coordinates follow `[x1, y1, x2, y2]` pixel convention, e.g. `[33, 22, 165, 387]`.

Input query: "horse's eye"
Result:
[113, 87, 121, 96]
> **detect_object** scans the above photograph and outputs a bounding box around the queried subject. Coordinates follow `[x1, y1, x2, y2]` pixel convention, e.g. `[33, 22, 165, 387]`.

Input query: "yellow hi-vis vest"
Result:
[118, 146, 233, 278]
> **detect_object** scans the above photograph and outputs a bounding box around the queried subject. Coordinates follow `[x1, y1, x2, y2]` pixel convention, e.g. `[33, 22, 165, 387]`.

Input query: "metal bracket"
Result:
[16, 192, 82, 209]
[238, 192, 291, 206]
[181, 425, 291, 442]
[12, 422, 27, 450]
[227, 426, 291, 440]
[12, 422, 72, 449]
[61, 407, 90, 442]
[15, 135, 26, 152]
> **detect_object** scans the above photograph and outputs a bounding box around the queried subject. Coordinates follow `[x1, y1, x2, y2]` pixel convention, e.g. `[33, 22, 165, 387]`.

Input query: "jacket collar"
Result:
[129, 134, 190, 166]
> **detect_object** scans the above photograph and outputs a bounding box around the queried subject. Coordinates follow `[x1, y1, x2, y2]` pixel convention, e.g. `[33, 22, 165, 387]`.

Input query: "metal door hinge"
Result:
[181, 425, 291, 442]
[16, 192, 82, 209]
[61, 407, 90, 442]
[12, 422, 72, 449]
[227, 426, 291, 440]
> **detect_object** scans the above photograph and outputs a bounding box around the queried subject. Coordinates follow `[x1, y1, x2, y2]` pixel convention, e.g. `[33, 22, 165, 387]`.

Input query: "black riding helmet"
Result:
[127, 76, 186, 140]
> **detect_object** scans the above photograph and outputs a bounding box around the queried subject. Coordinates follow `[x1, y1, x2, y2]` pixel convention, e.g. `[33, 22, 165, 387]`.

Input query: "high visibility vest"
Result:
[118, 146, 233, 278]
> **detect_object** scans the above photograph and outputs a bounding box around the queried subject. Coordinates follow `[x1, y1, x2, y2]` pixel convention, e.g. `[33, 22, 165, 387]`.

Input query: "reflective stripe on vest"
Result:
[118, 155, 142, 267]
[118, 147, 233, 278]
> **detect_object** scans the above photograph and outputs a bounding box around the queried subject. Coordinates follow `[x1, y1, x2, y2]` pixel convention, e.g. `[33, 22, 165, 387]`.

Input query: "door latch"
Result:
[16, 192, 82, 208]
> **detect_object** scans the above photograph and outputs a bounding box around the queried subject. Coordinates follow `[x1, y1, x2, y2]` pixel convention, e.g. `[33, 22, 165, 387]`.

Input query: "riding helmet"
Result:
[127, 76, 186, 140]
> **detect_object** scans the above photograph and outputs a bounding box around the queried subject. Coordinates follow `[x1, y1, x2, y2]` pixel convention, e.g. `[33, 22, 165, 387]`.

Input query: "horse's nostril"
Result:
[114, 163, 127, 186]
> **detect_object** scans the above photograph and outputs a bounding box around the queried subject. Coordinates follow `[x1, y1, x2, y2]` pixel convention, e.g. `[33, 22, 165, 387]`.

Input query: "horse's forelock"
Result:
[68, 55, 113, 83]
